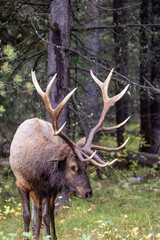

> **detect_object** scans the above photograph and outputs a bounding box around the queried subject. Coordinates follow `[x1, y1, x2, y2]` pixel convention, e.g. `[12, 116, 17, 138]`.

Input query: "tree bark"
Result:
[139, 0, 160, 154]
[150, 0, 160, 153]
[84, 0, 99, 138]
[47, 0, 70, 206]
[47, 0, 70, 134]
[139, 0, 151, 152]
[113, 0, 128, 146]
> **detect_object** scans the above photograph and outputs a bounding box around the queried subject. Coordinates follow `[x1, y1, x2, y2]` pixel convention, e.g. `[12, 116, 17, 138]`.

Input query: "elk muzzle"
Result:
[85, 190, 93, 199]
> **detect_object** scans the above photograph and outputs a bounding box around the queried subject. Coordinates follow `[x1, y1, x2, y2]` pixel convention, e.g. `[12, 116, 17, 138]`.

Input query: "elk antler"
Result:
[31, 69, 130, 168]
[79, 69, 130, 165]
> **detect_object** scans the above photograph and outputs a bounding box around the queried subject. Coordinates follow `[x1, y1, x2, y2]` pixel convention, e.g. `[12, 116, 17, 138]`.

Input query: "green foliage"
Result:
[0, 45, 16, 75]
[0, 105, 5, 117]
[81, 234, 91, 240]
[0, 231, 17, 240]
[129, 160, 139, 172]
[25, 81, 34, 92]
[22, 232, 34, 239]
[13, 74, 22, 86]
[1, 62, 12, 74]
[0, 45, 20, 119]
[139, 135, 151, 149]
[3, 45, 17, 61]
[0, 43, 38, 124]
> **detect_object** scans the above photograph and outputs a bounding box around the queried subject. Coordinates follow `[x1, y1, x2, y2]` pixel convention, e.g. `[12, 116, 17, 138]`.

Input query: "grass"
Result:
[1, 166, 160, 239]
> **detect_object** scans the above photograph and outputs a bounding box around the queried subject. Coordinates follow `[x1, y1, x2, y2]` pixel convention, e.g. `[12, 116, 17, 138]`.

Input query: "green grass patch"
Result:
[1, 167, 160, 239]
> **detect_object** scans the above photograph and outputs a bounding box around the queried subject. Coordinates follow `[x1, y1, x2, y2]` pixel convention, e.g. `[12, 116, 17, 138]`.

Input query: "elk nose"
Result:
[85, 190, 93, 199]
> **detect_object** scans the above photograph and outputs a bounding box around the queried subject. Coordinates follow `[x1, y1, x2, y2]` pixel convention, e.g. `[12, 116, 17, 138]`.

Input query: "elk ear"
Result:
[76, 137, 86, 147]
[49, 144, 71, 162]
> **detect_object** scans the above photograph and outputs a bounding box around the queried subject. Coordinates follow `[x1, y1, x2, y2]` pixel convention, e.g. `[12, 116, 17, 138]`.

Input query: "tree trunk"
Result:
[113, 0, 128, 146]
[47, 0, 70, 134]
[84, 0, 99, 138]
[150, 0, 160, 153]
[139, 0, 151, 152]
[139, 0, 160, 155]
[47, 0, 70, 206]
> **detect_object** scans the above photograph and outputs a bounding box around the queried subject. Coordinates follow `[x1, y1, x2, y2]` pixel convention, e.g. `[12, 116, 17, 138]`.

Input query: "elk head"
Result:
[31, 68, 130, 171]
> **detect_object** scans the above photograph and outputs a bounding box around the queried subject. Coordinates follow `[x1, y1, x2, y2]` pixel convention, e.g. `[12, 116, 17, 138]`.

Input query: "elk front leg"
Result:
[42, 197, 50, 236]
[34, 198, 42, 240]
[17, 186, 31, 236]
[50, 196, 57, 240]
[31, 198, 36, 233]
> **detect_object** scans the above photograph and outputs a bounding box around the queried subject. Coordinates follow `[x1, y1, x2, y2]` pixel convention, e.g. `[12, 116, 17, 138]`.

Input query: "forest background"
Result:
[1, 0, 160, 239]
[1, 0, 160, 166]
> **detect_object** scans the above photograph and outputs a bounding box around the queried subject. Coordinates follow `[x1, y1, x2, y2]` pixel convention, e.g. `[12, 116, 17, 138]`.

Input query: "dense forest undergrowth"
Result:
[1, 164, 160, 240]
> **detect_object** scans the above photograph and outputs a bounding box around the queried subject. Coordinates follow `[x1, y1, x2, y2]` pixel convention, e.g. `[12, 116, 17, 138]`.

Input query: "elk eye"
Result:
[71, 165, 76, 171]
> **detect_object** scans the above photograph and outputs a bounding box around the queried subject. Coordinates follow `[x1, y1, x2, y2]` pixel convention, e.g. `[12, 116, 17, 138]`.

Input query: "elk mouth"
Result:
[70, 187, 93, 199]
[85, 191, 93, 199]
[77, 191, 93, 199]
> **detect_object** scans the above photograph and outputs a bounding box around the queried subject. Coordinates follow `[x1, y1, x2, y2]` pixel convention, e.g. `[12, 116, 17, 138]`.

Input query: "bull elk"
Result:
[9, 69, 130, 239]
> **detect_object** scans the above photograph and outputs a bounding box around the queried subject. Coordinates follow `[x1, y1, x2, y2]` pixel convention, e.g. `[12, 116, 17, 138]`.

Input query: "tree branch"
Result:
[24, 1, 49, 6]
[0, 0, 49, 6]
[12, 50, 47, 64]
[67, 48, 153, 89]
[143, 77, 160, 94]
[91, 1, 141, 11]
[72, 24, 160, 32]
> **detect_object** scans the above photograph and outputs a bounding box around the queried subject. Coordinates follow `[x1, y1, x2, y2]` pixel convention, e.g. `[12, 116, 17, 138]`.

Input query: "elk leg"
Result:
[50, 197, 57, 240]
[30, 191, 40, 234]
[42, 197, 50, 236]
[31, 198, 36, 233]
[34, 198, 42, 240]
[17, 186, 31, 233]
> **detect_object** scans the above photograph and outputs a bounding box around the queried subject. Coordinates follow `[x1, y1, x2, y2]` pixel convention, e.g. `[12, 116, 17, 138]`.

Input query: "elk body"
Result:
[9, 69, 130, 240]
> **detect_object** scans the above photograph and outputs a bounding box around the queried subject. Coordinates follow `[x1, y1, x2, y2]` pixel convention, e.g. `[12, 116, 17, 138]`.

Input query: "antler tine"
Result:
[31, 71, 57, 113]
[90, 68, 114, 90]
[75, 147, 117, 167]
[81, 149, 106, 164]
[102, 116, 130, 131]
[88, 153, 117, 167]
[90, 70, 103, 88]
[31, 71, 46, 98]
[54, 122, 66, 135]
[90, 68, 114, 102]
[75, 150, 97, 162]
[54, 88, 77, 120]
[52, 88, 77, 134]
[74, 145, 107, 165]
[90, 69, 130, 106]
[46, 73, 57, 98]
[89, 158, 117, 168]
[91, 137, 130, 152]
[103, 68, 114, 102]
[111, 84, 130, 106]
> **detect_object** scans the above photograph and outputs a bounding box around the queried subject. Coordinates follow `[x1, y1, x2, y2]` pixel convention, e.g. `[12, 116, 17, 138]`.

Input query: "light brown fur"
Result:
[10, 118, 62, 191]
